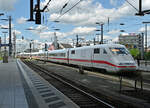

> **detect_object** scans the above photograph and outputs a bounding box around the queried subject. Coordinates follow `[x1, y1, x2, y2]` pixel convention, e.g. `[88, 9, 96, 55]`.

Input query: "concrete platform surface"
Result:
[138, 65, 150, 72]
[0, 59, 28, 108]
[0, 58, 79, 108]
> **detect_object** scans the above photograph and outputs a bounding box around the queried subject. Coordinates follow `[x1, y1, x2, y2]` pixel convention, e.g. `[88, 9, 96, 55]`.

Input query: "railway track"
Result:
[23, 60, 115, 108]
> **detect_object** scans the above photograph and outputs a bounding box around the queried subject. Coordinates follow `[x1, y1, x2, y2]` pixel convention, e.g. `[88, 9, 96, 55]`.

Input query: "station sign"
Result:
[0, 44, 10, 47]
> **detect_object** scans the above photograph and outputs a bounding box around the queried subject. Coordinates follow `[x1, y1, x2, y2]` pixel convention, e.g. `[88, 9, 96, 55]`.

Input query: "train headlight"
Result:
[119, 63, 124, 65]
[119, 63, 135, 65]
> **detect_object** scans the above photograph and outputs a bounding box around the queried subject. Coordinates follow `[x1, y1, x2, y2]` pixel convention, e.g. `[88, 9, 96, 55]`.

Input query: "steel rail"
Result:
[24, 60, 115, 108]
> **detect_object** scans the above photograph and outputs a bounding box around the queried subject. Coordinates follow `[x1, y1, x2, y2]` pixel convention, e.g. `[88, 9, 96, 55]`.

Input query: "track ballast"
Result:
[23, 60, 114, 108]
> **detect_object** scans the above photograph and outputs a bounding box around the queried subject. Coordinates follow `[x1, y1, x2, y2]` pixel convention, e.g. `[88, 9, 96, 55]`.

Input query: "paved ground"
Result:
[0, 59, 28, 108]
[139, 65, 150, 72]
[136, 62, 150, 87]
[136, 60, 150, 72]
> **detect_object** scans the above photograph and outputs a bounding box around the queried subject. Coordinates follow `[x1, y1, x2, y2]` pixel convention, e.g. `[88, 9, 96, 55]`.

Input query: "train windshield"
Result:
[109, 47, 129, 55]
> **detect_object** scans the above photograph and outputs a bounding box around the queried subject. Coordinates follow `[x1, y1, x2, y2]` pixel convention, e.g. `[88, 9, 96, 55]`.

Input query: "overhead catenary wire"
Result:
[42, 0, 146, 36]
[54, 0, 83, 21]
[51, 0, 146, 24]
[125, 0, 139, 12]
[60, 0, 71, 14]
[42, 0, 52, 12]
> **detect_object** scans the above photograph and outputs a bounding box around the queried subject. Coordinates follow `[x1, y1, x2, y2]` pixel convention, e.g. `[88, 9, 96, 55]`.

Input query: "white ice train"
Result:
[20, 44, 138, 73]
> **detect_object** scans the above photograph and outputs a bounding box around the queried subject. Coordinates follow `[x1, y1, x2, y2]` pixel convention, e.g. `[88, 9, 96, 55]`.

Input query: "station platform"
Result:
[0, 59, 28, 108]
[136, 60, 150, 72]
[138, 65, 150, 72]
[0, 59, 79, 108]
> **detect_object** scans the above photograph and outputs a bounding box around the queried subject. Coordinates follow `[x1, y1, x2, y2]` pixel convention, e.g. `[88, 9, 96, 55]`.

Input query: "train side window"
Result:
[61, 53, 66, 57]
[94, 48, 100, 54]
[103, 49, 107, 54]
[71, 50, 75, 54]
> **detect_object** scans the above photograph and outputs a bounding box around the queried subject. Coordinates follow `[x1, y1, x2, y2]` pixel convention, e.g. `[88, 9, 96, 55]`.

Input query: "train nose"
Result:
[118, 62, 136, 66]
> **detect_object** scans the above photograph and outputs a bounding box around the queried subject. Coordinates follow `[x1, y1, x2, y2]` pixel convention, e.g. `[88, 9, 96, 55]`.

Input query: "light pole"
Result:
[29, 42, 32, 60]
[2, 31, 8, 50]
[142, 22, 150, 52]
[13, 32, 16, 58]
[44, 40, 48, 62]
[0, 13, 4, 16]
[142, 21, 150, 66]
[96, 22, 104, 44]
[0, 37, 1, 56]
[0, 16, 12, 56]
[2, 31, 8, 63]
[96, 33, 100, 44]
[76, 34, 79, 47]
[53, 28, 60, 50]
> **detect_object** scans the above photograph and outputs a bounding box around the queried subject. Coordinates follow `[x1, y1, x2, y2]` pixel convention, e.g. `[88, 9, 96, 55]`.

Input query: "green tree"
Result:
[129, 48, 140, 59]
[145, 52, 150, 60]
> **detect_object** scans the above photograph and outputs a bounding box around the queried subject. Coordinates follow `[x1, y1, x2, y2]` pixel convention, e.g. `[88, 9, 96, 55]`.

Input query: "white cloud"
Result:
[39, 31, 65, 39]
[28, 25, 49, 34]
[112, 37, 118, 42]
[110, 0, 118, 6]
[39, 31, 55, 39]
[38, 26, 96, 40]
[66, 26, 96, 36]
[36, 25, 48, 31]
[0, 24, 8, 29]
[39, 0, 150, 44]
[108, 29, 120, 35]
[41, 0, 150, 27]
[17, 17, 27, 24]
[0, 24, 14, 29]
[43, 0, 135, 26]
[103, 35, 112, 40]
[48, 0, 110, 26]
[0, 0, 17, 11]
[121, 33, 129, 36]
[13, 30, 21, 35]
[139, 26, 150, 32]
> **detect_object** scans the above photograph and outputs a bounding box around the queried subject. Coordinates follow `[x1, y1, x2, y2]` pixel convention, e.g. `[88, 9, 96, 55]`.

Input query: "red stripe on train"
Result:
[47, 57, 136, 68]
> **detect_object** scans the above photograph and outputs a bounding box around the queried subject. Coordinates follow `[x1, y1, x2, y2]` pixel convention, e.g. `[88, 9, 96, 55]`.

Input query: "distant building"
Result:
[48, 42, 73, 50]
[59, 43, 73, 49]
[119, 33, 144, 59]
[147, 46, 150, 52]
[119, 33, 143, 49]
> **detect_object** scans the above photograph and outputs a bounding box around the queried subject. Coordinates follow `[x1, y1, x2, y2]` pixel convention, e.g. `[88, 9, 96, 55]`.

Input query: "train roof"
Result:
[46, 44, 125, 53]
[31, 52, 41, 54]
[69, 44, 125, 50]
[48, 49, 67, 53]
[20, 44, 126, 55]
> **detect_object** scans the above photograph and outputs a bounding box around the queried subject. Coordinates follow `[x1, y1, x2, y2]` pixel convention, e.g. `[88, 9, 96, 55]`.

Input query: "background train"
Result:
[19, 44, 138, 73]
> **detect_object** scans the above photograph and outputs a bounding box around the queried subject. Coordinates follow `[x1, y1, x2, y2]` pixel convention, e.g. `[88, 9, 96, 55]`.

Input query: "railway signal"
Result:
[0, 16, 12, 56]
[28, 0, 52, 24]
[96, 22, 104, 44]
[135, 0, 150, 16]
[45, 43, 47, 51]
[35, 11, 41, 24]
[0, 13, 4, 16]
[138, 33, 144, 59]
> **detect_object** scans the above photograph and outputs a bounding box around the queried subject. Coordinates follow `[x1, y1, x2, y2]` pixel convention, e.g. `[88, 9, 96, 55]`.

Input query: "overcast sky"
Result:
[0, 0, 150, 45]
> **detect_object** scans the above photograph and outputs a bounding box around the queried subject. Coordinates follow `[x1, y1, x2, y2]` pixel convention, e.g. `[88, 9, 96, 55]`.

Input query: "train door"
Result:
[67, 49, 69, 64]
[80, 48, 91, 67]
[46, 51, 48, 61]
[92, 48, 101, 68]
[90, 48, 94, 68]
[102, 48, 109, 68]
